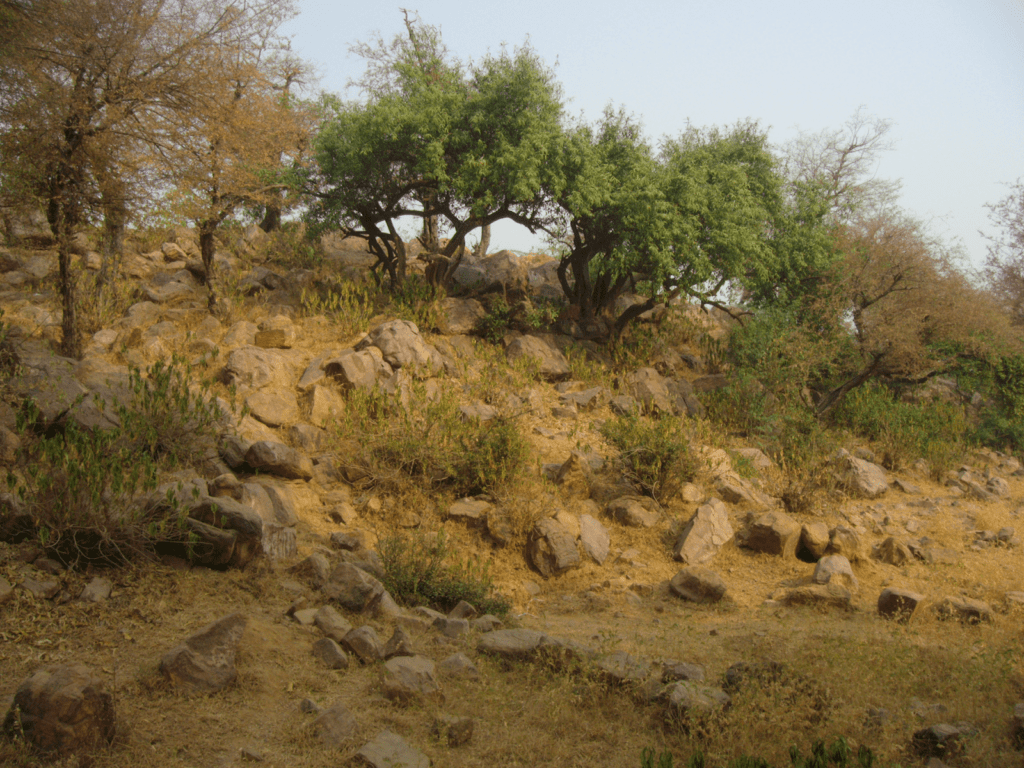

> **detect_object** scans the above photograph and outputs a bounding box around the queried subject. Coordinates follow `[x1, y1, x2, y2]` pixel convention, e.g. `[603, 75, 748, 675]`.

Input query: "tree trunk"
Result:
[199, 226, 218, 313]
[419, 214, 439, 253]
[473, 222, 491, 259]
[259, 202, 281, 233]
[55, 203, 81, 359]
[97, 199, 126, 290]
[815, 351, 886, 418]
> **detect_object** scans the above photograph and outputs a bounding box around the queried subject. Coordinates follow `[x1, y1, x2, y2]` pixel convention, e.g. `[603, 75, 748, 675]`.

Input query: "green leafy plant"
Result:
[479, 296, 512, 343]
[600, 412, 698, 501]
[378, 529, 511, 617]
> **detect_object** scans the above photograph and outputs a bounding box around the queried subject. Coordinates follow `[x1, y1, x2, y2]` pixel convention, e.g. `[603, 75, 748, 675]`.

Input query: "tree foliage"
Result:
[982, 178, 1024, 325]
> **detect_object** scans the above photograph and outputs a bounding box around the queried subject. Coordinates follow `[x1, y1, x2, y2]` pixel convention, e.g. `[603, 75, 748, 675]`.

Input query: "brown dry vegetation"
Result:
[1, 236, 1024, 768]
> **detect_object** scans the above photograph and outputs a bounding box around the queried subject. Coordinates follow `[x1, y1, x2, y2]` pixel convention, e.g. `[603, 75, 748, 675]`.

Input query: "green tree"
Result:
[982, 178, 1024, 325]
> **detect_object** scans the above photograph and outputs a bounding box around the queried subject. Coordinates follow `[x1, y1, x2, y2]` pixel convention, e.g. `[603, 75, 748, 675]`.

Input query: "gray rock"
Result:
[365, 320, 443, 374]
[433, 713, 474, 746]
[578, 513, 610, 565]
[244, 441, 313, 481]
[877, 588, 925, 621]
[874, 536, 912, 566]
[666, 681, 730, 714]
[312, 701, 357, 748]
[438, 652, 479, 678]
[222, 346, 296, 391]
[79, 577, 112, 603]
[448, 600, 478, 620]
[2, 663, 114, 755]
[505, 335, 571, 381]
[448, 497, 492, 525]
[290, 553, 331, 588]
[312, 638, 349, 670]
[528, 518, 581, 578]
[245, 389, 299, 427]
[670, 566, 727, 603]
[742, 510, 801, 557]
[342, 625, 383, 663]
[441, 298, 486, 335]
[477, 628, 548, 660]
[777, 583, 852, 609]
[323, 563, 386, 612]
[433, 616, 470, 638]
[595, 651, 650, 684]
[674, 498, 733, 564]
[159, 612, 247, 692]
[355, 730, 430, 768]
[188, 497, 264, 568]
[471, 614, 503, 633]
[382, 655, 443, 704]
[325, 350, 380, 392]
[383, 626, 416, 659]
[827, 525, 864, 562]
[606, 496, 661, 527]
[834, 450, 889, 498]
[798, 522, 830, 560]
[936, 596, 991, 623]
[662, 662, 705, 683]
[620, 367, 675, 414]
[19, 575, 60, 600]
[812, 554, 858, 592]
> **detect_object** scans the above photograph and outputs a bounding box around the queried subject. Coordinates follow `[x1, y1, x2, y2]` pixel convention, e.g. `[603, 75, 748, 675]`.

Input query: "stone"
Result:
[342, 625, 383, 663]
[448, 600, 478, 620]
[666, 682, 731, 715]
[441, 298, 486, 335]
[159, 612, 247, 692]
[674, 498, 734, 564]
[662, 662, 706, 683]
[245, 390, 300, 427]
[2, 664, 114, 755]
[834, 450, 889, 498]
[19, 575, 60, 599]
[472, 614, 503, 633]
[505, 335, 571, 381]
[222, 346, 296, 391]
[448, 497, 492, 525]
[606, 496, 661, 527]
[292, 608, 317, 626]
[554, 450, 594, 498]
[670, 566, 727, 603]
[355, 730, 430, 768]
[477, 628, 548, 660]
[827, 526, 864, 562]
[812, 554, 858, 592]
[312, 638, 349, 670]
[433, 617, 470, 638]
[0, 576, 12, 605]
[874, 536, 913, 566]
[365, 320, 443, 374]
[778, 583, 852, 609]
[309, 385, 346, 425]
[798, 522, 830, 561]
[323, 563, 386, 612]
[79, 577, 112, 603]
[244, 441, 313, 481]
[438, 652, 479, 678]
[433, 713, 474, 746]
[620, 367, 675, 414]
[528, 518, 581, 578]
[290, 553, 331, 588]
[187, 497, 264, 568]
[877, 588, 925, 621]
[578, 513, 610, 565]
[382, 655, 442, 704]
[742, 510, 801, 557]
[383, 627, 416, 659]
[912, 723, 968, 758]
[936, 596, 992, 624]
[311, 701, 357, 748]
[325, 350, 380, 392]
[595, 651, 650, 684]
[314, 605, 353, 642]
[486, 509, 513, 547]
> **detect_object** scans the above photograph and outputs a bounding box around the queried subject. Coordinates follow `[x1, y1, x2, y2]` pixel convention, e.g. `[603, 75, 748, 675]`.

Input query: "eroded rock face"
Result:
[159, 612, 247, 693]
[3, 664, 115, 755]
[364, 320, 443, 374]
[244, 441, 313, 481]
[527, 518, 580, 578]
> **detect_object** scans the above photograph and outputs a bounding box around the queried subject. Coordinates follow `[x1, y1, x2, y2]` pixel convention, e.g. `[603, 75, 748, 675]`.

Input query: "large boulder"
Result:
[363, 320, 443, 374]
[2, 664, 115, 755]
[833, 450, 889, 498]
[323, 563, 386, 612]
[674, 498, 733, 564]
[669, 566, 727, 603]
[245, 441, 313, 481]
[477, 629, 549, 660]
[741, 510, 801, 557]
[578, 513, 610, 564]
[877, 588, 925, 621]
[505, 335, 570, 381]
[159, 613, 247, 692]
[382, 656, 443, 704]
[527, 518, 580, 578]
[221, 346, 297, 391]
[606, 496, 661, 528]
[619, 367, 675, 415]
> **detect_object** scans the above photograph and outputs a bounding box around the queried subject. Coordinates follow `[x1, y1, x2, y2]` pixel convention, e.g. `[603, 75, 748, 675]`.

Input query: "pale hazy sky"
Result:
[283, 0, 1024, 270]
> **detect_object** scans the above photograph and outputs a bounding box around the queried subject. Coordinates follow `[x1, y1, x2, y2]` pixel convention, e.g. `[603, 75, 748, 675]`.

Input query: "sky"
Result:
[281, 0, 1024, 271]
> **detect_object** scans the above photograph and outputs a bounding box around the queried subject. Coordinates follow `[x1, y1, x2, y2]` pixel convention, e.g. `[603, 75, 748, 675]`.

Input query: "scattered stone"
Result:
[606, 496, 661, 527]
[665, 681, 731, 715]
[486, 509, 513, 547]
[355, 730, 430, 768]
[912, 723, 969, 759]
[323, 563, 386, 612]
[505, 335, 571, 381]
[438, 652, 479, 678]
[433, 713, 474, 746]
[777, 583, 852, 610]
[477, 629, 548, 660]
[874, 536, 913, 566]
[812, 554, 858, 592]
[893, 478, 921, 494]
[662, 662, 705, 683]
[290, 553, 331, 587]
[433, 616, 470, 638]
[312, 701, 357, 748]
[2, 664, 115, 755]
[595, 651, 650, 684]
[448, 497, 491, 525]
[877, 588, 925, 621]
[674, 498, 734, 564]
[669, 567, 727, 603]
[827, 525, 863, 562]
[936, 596, 992, 624]
[312, 638, 349, 670]
[365, 320, 443, 374]
[528, 518, 581, 578]
[244, 441, 313, 481]
[579, 513, 610, 565]
[987, 476, 1011, 497]
[159, 612, 247, 693]
[292, 608, 317, 626]
[797, 522, 830, 561]
[342, 625, 383, 663]
[448, 600, 478, 620]
[19, 575, 60, 600]
[471, 614, 503, 633]
[0, 576, 12, 605]
[834, 450, 889, 498]
[383, 626, 416, 659]
[382, 655, 443, 704]
[742, 510, 801, 557]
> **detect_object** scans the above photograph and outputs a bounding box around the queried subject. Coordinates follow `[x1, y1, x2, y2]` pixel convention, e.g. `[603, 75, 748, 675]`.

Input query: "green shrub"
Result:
[378, 529, 511, 617]
[331, 381, 528, 497]
[600, 413, 698, 501]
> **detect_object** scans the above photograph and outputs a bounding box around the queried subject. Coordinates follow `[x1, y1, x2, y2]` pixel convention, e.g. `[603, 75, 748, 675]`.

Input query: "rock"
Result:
[448, 497, 492, 525]
[355, 730, 430, 768]
[245, 390, 300, 427]
[448, 600, 478, 620]
[19, 575, 60, 600]
[472, 614, 503, 633]
[936, 596, 992, 623]
[716, 474, 772, 507]
[342, 625, 383, 663]
[433, 713, 474, 746]
[620, 367, 675, 414]
[606, 496, 661, 528]
[912, 723, 968, 758]
[244, 441, 313, 481]
[290, 553, 331, 588]
[878, 588, 925, 621]
[312, 701, 357, 748]
[987, 476, 1011, 497]
[578, 514, 610, 565]
[505, 335, 571, 381]
[254, 327, 295, 349]
[312, 638, 349, 670]
[662, 662, 706, 683]
[383, 627, 416, 659]
[2, 664, 114, 754]
[159, 612, 247, 692]
[222, 346, 296, 391]
[834, 451, 889, 498]
[79, 577, 112, 603]
[441, 298, 486, 335]
[314, 604, 353, 642]
[742, 511, 801, 557]
[595, 651, 650, 684]
[528, 518, 581, 578]
[433, 616, 470, 638]
[554, 450, 594, 498]
[798, 522, 830, 561]
[674, 498, 734, 564]
[874, 536, 913, 566]
[812, 554, 858, 592]
[777, 583, 852, 609]
[477, 629, 548, 660]
[323, 563, 386, 612]
[438, 653, 479, 678]
[0, 576, 13, 605]
[364, 320, 444, 374]
[827, 525, 864, 562]
[325, 350, 381, 392]
[486, 509, 513, 547]
[665, 681, 731, 715]
[669, 567, 727, 603]
[382, 655, 442, 704]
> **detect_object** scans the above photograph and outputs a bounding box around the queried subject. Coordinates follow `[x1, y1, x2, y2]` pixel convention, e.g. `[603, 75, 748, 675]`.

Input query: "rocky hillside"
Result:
[0, 224, 1023, 768]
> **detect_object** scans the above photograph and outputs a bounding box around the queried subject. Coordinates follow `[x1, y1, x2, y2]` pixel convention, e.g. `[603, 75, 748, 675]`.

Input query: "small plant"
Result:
[479, 296, 512, 343]
[378, 529, 511, 617]
[600, 412, 698, 501]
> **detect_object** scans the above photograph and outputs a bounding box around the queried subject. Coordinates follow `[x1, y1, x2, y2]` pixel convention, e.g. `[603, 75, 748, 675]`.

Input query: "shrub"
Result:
[600, 413, 698, 501]
[642, 737, 898, 768]
[378, 529, 511, 617]
[331, 380, 528, 497]
[300, 274, 444, 335]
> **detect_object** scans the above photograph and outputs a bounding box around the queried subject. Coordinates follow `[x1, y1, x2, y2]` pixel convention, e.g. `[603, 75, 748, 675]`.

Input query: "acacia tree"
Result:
[982, 179, 1024, 325]
[0, 0, 300, 356]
